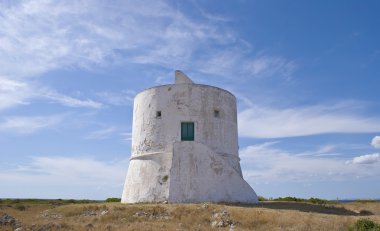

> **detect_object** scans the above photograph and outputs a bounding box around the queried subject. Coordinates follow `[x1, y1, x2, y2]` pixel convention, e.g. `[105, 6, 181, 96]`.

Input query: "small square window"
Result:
[214, 110, 220, 118]
[156, 111, 162, 118]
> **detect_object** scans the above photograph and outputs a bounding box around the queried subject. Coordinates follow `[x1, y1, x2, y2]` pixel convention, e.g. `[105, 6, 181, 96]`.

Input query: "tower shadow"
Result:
[256, 202, 373, 216]
[221, 201, 373, 216]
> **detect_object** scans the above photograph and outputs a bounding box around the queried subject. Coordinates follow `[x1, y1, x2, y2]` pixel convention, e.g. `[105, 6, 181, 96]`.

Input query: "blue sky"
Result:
[1, 0, 379, 200]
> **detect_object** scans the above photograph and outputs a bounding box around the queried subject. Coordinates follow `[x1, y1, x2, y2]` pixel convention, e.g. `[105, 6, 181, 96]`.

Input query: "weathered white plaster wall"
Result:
[121, 73, 258, 203]
[121, 152, 172, 203]
[169, 141, 258, 203]
[131, 83, 239, 159]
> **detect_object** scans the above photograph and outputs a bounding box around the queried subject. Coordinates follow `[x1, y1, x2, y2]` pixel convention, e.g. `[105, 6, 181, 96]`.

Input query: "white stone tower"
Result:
[121, 71, 258, 203]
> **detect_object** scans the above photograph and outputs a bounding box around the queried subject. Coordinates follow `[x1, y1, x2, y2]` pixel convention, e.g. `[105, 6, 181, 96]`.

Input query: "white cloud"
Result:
[0, 114, 65, 134]
[0, 156, 129, 199]
[371, 136, 380, 148]
[352, 153, 380, 165]
[240, 142, 380, 184]
[85, 127, 116, 140]
[238, 102, 380, 138]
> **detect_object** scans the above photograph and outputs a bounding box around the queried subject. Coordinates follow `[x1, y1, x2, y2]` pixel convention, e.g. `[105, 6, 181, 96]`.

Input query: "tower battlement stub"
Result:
[175, 70, 193, 84]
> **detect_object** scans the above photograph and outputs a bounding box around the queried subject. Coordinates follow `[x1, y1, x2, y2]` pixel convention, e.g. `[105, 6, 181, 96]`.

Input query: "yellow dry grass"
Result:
[1, 201, 379, 230]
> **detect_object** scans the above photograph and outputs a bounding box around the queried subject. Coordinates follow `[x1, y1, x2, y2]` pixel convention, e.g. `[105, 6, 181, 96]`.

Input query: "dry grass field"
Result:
[1, 200, 380, 231]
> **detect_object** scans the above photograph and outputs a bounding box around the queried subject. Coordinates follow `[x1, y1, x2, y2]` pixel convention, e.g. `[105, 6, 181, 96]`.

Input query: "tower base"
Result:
[121, 141, 258, 204]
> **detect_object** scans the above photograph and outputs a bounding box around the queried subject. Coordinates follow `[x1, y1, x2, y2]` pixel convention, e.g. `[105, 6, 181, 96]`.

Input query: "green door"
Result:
[181, 122, 194, 141]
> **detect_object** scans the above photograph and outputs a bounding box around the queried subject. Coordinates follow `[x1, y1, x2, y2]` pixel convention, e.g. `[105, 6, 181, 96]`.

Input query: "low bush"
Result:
[355, 199, 378, 203]
[258, 196, 268, 201]
[308, 197, 337, 205]
[273, 197, 304, 202]
[272, 196, 337, 204]
[350, 218, 380, 231]
[105, 198, 121, 202]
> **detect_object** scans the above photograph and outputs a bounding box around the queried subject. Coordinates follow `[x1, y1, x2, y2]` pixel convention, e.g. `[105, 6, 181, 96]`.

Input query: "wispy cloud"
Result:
[85, 126, 116, 140]
[96, 91, 135, 106]
[371, 136, 380, 148]
[0, 0, 295, 111]
[0, 78, 33, 110]
[240, 142, 380, 184]
[0, 0, 230, 77]
[0, 1, 116, 78]
[238, 102, 380, 138]
[245, 55, 296, 79]
[27, 156, 127, 180]
[43, 90, 103, 109]
[192, 1, 232, 23]
[0, 76, 103, 111]
[315, 144, 336, 154]
[0, 114, 65, 134]
[120, 132, 132, 142]
[197, 51, 296, 80]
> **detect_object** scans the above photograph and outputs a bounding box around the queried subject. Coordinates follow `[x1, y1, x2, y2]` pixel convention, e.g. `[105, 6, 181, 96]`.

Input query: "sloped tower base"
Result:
[121, 141, 258, 204]
[169, 141, 258, 203]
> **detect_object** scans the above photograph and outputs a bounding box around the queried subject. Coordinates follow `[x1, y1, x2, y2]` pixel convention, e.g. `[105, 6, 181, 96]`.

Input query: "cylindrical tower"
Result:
[122, 71, 257, 203]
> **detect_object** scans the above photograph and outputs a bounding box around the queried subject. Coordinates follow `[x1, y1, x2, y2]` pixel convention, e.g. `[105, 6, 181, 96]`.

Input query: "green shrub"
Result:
[273, 196, 304, 202]
[350, 218, 380, 231]
[355, 199, 378, 203]
[258, 196, 268, 201]
[272, 196, 337, 204]
[308, 197, 337, 205]
[105, 198, 121, 202]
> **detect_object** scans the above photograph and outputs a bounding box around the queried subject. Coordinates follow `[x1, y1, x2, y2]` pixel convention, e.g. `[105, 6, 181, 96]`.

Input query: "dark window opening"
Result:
[181, 122, 194, 141]
[156, 111, 162, 118]
[214, 110, 220, 118]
